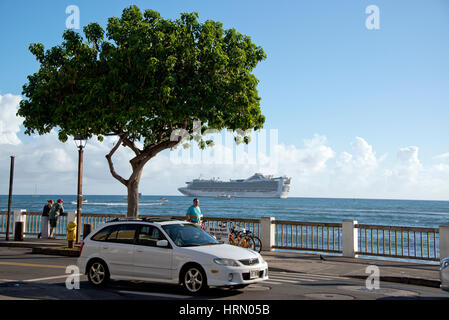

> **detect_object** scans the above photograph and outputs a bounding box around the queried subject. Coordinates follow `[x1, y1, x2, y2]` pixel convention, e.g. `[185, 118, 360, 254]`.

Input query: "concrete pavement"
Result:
[0, 237, 442, 288]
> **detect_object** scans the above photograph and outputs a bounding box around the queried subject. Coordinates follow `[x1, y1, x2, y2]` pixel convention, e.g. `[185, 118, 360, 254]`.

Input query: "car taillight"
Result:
[80, 241, 85, 255]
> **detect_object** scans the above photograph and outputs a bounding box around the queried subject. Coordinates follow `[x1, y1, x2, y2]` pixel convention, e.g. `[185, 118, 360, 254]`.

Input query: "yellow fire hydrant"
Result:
[66, 221, 77, 249]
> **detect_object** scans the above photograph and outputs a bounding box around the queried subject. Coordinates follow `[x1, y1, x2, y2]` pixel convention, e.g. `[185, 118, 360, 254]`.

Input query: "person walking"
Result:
[186, 198, 203, 225]
[38, 200, 53, 239]
[48, 199, 64, 239]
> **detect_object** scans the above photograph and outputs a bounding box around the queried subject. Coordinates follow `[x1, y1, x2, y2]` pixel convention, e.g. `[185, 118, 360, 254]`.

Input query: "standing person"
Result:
[48, 199, 64, 239]
[186, 198, 203, 225]
[38, 200, 53, 239]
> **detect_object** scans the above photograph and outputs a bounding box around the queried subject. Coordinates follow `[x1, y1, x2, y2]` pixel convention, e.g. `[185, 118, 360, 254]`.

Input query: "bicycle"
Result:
[239, 227, 262, 253]
[226, 224, 262, 253]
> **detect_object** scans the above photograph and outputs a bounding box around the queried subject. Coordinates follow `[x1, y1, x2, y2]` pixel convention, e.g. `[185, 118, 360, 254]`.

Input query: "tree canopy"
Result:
[17, 5, 267, 217]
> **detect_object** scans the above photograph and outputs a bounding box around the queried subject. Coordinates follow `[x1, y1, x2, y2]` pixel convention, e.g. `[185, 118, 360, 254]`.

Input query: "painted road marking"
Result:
[269, 273, 317, 282]
[274, 271, 352, 281]
[118, 290, 192, 299]
[268, 276, 313, 284]
[263, 280, 284, 285]
[24, 274, 82, 282]
[0, 262, 66, 269]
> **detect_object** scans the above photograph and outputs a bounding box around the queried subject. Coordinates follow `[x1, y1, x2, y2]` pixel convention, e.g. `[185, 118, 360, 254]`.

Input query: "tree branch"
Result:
[122, 136, 142, 156]
[105, 136, 128, 186]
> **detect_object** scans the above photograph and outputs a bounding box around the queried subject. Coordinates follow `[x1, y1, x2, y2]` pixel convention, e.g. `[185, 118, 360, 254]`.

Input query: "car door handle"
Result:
[136, 249, 144, 253]
[102, 246, 108, 250]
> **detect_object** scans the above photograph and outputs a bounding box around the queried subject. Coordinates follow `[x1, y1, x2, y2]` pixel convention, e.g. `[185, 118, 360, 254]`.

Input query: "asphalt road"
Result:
[1, 247, 448, 301]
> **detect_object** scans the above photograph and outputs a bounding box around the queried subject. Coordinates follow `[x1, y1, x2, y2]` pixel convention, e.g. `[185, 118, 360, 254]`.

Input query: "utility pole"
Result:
[76, 145, 84, 244]
[6, 156, 15, 241]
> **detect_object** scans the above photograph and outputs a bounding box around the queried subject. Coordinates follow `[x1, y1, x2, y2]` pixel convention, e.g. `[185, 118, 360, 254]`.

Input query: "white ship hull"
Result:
[178, 188, 289, 199]
[178, 173, 291, 199]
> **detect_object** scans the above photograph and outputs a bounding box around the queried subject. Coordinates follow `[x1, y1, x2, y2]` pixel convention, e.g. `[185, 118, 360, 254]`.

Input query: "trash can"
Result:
[40, 216, 49, 239]
[12, 210, 27, 239]
[14, 222, 24, 241]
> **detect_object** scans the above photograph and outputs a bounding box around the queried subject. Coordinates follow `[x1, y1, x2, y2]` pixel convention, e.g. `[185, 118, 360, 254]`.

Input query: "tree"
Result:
[18, 5, 266, 218]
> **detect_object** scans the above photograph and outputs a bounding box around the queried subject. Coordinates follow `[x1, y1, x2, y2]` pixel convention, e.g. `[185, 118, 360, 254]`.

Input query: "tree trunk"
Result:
[126, 166, 144, 218]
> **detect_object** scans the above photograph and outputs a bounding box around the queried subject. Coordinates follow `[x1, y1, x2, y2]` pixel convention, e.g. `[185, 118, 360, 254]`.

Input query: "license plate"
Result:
[250, 270, 259, 279]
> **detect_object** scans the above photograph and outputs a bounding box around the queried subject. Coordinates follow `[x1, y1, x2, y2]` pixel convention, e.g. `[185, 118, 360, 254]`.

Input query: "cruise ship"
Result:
[178, 173, 291, 198]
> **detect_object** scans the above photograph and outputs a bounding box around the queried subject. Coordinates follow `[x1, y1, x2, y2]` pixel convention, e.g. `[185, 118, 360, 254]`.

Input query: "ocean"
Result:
[1, 195, 449, 229]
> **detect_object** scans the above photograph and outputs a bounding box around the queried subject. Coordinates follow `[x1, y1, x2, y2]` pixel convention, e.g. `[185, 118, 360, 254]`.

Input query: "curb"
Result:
[0, 242, 61, 249]
[31, 247, 80, 257]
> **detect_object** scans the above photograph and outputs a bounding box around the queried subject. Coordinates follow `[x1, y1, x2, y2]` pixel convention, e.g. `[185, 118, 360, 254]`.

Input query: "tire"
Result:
[181, 265, 208, 295]
[252, 236, 262, 253]
[87, 260, 110, 287]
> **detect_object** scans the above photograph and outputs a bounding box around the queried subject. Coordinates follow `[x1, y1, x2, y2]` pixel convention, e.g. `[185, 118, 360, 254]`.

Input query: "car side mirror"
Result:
[156, 240, 169, 247]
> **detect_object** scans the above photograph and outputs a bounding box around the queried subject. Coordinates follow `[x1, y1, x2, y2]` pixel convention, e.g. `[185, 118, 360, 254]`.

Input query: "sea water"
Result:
[1, 195, 448, 228]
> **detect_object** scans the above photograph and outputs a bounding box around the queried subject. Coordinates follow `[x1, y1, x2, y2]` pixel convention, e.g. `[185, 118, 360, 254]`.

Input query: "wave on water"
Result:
[305, 207, 449, 216]
[70, 201, 166, 206]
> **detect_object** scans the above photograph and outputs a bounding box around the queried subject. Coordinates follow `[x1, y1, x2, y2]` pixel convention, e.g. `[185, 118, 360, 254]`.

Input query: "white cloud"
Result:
[434, 152, 449, 161]
[0, 94, 23, 145]
[395, 146, 422, 183]
[0, 94, 448, 200]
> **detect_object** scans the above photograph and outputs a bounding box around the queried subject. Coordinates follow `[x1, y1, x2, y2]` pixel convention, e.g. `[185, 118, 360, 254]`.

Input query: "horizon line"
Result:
[1, 194, 449, 202]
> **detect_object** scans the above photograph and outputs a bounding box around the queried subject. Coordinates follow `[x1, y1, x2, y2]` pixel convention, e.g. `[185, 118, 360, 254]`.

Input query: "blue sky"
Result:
[0, 0, 449, 199]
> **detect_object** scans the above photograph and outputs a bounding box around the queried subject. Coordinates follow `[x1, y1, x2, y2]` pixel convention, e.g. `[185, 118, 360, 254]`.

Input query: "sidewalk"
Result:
[0, 238, 441, 288]
[0, 238, 80, 257]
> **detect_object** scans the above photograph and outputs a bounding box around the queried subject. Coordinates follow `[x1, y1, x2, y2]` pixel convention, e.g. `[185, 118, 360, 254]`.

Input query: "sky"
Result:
[0, 0, 448, 200]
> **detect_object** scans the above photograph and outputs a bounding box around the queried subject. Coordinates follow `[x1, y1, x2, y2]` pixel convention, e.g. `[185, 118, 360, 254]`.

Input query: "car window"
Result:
[107, 224, 138, 244]
[162, 223, 219, 247]
[137, 225, 166, 247]
[91, 225, 116, 242]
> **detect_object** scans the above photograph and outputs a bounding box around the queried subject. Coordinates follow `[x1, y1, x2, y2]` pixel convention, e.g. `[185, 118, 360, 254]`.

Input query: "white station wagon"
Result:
[77, 218, 269, 294]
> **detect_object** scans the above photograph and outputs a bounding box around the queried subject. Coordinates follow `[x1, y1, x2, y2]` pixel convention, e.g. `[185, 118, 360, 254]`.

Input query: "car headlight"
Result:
[441, 258, 449, 270]
[213, 258, 241, 267]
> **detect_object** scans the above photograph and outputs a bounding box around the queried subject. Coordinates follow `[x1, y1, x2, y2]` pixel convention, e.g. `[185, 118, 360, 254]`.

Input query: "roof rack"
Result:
[107, 216, 183, 223]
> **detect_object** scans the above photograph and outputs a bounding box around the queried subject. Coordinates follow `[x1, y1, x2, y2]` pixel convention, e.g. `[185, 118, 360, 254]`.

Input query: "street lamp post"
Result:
[6, 156, 15, 241]
[74, 135, 87, 244]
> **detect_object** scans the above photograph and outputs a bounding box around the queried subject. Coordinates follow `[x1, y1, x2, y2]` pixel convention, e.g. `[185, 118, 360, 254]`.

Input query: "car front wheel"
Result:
[87, 260, 110, 287]
[182, 266, 208, 294]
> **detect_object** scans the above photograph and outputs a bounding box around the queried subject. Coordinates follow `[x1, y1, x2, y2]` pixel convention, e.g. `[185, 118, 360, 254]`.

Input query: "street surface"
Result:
[0, 247, 448, 300]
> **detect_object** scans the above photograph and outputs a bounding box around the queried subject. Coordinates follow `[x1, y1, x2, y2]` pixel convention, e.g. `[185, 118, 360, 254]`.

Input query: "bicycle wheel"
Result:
[236, 233, 253, 249]
[252, 236, 262, 253]
[238, 234, 256, 250]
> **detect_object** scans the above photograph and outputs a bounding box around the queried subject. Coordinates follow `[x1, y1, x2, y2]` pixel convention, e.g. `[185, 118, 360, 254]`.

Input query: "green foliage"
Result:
[18, 5, 266, 153]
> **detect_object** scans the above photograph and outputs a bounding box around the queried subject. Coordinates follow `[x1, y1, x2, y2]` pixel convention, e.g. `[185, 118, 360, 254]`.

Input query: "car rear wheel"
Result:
[87, 260, 110, 287]
[182, 266, 208, 294]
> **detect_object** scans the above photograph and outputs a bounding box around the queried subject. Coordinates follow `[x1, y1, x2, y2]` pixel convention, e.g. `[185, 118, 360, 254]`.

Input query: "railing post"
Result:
[342, 220, 358, 258]
[12, 210, 26, 239]
[439, 226, 449, 259]
[260, 217, 275, 252]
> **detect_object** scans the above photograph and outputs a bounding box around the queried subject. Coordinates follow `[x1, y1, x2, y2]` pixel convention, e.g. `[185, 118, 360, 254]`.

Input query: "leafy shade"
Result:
[18, 5, 266, 217]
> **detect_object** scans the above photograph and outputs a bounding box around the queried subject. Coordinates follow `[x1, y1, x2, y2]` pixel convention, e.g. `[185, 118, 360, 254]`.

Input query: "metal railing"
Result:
[273, 220, 342, 253]
[0, 212, 442, 261]
[0, 212, 260, 238]
[202, 217, 260, 238]
[355, 224, 440, 261]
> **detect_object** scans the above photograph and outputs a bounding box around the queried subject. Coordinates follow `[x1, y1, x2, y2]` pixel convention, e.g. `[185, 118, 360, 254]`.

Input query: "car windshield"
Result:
[162, 223, 219, 247]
